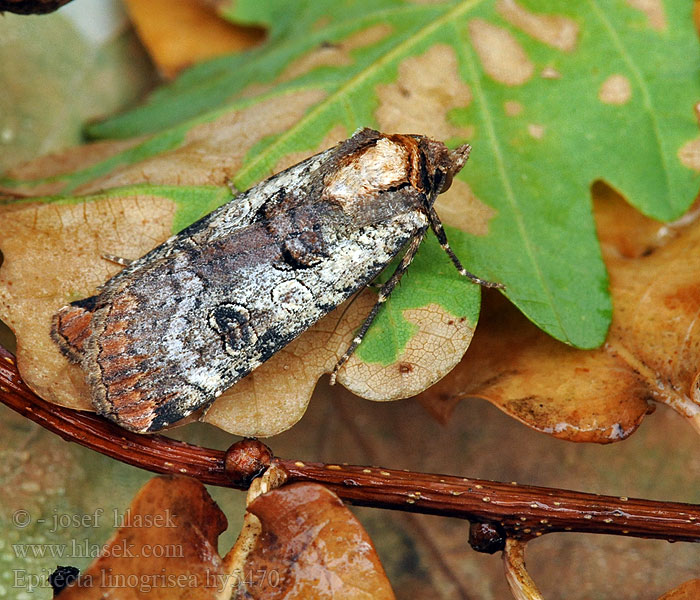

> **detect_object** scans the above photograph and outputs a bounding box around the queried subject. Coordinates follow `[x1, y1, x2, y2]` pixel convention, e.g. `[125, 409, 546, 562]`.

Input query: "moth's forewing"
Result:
[53, 130, 458, 432]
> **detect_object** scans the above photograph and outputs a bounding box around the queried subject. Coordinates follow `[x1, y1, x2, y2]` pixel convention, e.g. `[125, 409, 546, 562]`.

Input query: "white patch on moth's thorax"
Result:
[325, 138, 409, 203]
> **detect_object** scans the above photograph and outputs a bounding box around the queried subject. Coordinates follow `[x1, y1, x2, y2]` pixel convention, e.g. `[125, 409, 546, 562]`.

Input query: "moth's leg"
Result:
[426, 204, 505, 289]
[330, 227, 428, 385]
[226, 180, 241, 196]
[101, 253, 134, 267]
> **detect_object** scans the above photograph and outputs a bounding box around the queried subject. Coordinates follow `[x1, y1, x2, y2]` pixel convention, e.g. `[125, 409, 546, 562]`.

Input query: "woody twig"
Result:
[1, 344, 699, 548]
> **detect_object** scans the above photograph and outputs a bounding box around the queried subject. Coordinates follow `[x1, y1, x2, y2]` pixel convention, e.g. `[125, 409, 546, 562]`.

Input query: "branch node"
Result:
[469, 521, 506, 554]
[224, 438, 273, 487]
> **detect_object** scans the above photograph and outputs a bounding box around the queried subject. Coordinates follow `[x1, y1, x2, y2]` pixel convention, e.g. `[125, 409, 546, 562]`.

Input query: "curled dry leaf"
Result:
[418, 186, 700, 443]
[123, 0, 265, 78]
[226, 482, 395, 600]
[657, 579, 700, 600]
[57, 475, 228, 599]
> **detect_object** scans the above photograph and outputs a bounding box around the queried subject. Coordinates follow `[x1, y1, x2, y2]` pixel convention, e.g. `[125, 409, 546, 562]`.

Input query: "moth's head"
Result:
[325, 134, 418, 206]
[443, 143, 471, 192]
[417, 137, 471, 200]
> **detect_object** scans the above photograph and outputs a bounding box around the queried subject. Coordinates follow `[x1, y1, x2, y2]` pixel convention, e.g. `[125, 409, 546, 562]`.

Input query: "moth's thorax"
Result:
[324, 137, 412, 205]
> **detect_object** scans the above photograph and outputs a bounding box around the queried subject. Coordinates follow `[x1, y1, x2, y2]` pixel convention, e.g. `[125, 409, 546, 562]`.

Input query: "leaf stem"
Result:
[1, 345, 699, 545]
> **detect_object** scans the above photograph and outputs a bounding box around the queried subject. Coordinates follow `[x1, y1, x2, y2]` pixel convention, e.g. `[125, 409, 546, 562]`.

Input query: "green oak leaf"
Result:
[2, 0, 699, 362]
[357, 229, 482, 365]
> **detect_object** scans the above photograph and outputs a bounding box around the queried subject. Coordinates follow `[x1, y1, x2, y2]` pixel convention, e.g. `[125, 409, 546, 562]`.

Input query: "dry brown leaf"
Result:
[0, 90, 328, 198]
[0, 196, 178, 410]
[418, 185, 700, 443]
[657, 579, 700, 600]
[0, 138, 145, 198]
[58, 475, 227, 599]
[229, 482, 395, 600]
[124, 0, 264, 78]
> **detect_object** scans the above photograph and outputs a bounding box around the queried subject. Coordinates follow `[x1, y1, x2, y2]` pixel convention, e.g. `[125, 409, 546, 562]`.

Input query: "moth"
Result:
[52, 129, 502, 433]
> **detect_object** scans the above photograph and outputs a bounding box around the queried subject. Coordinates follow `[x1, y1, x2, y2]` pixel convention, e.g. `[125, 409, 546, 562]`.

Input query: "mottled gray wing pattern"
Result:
[51, 128, 455, 432]
[85, 203, 426, 431]
[98, 146, 338, 289]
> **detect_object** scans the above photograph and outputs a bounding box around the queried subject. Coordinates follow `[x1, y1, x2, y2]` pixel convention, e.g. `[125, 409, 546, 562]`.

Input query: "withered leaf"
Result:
[419, 186, 700, 443]
[58, 475, 227, 599]
[229, 482, 395, 600]
[657, 579, 700, 600]
[123, 0, 264, 78]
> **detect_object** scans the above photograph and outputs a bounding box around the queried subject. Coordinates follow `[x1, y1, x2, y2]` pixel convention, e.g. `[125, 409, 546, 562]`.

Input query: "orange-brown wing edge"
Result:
[51, 296, 98, 363]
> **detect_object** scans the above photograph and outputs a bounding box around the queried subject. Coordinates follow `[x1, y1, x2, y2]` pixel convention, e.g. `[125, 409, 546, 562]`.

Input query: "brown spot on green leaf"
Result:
[468, 19, 534, 86]
[527, 123, 545, 139]
[599, 74, 632, 105]
[504, 100, 524, 116]
[540, 66, 561, 79]
[375, 45, 473, 139]
[433, 179, 497, 236]
[497, 0, 579, 51]
[626, 0, 667, 32]
[678, 138, 700, 172]
[281, 24, 392, 82]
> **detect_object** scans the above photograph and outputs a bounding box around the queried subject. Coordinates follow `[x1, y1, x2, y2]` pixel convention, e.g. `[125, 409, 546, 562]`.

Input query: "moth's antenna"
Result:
[449, 144, 471, 175]
[102, 253, 134, 267]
